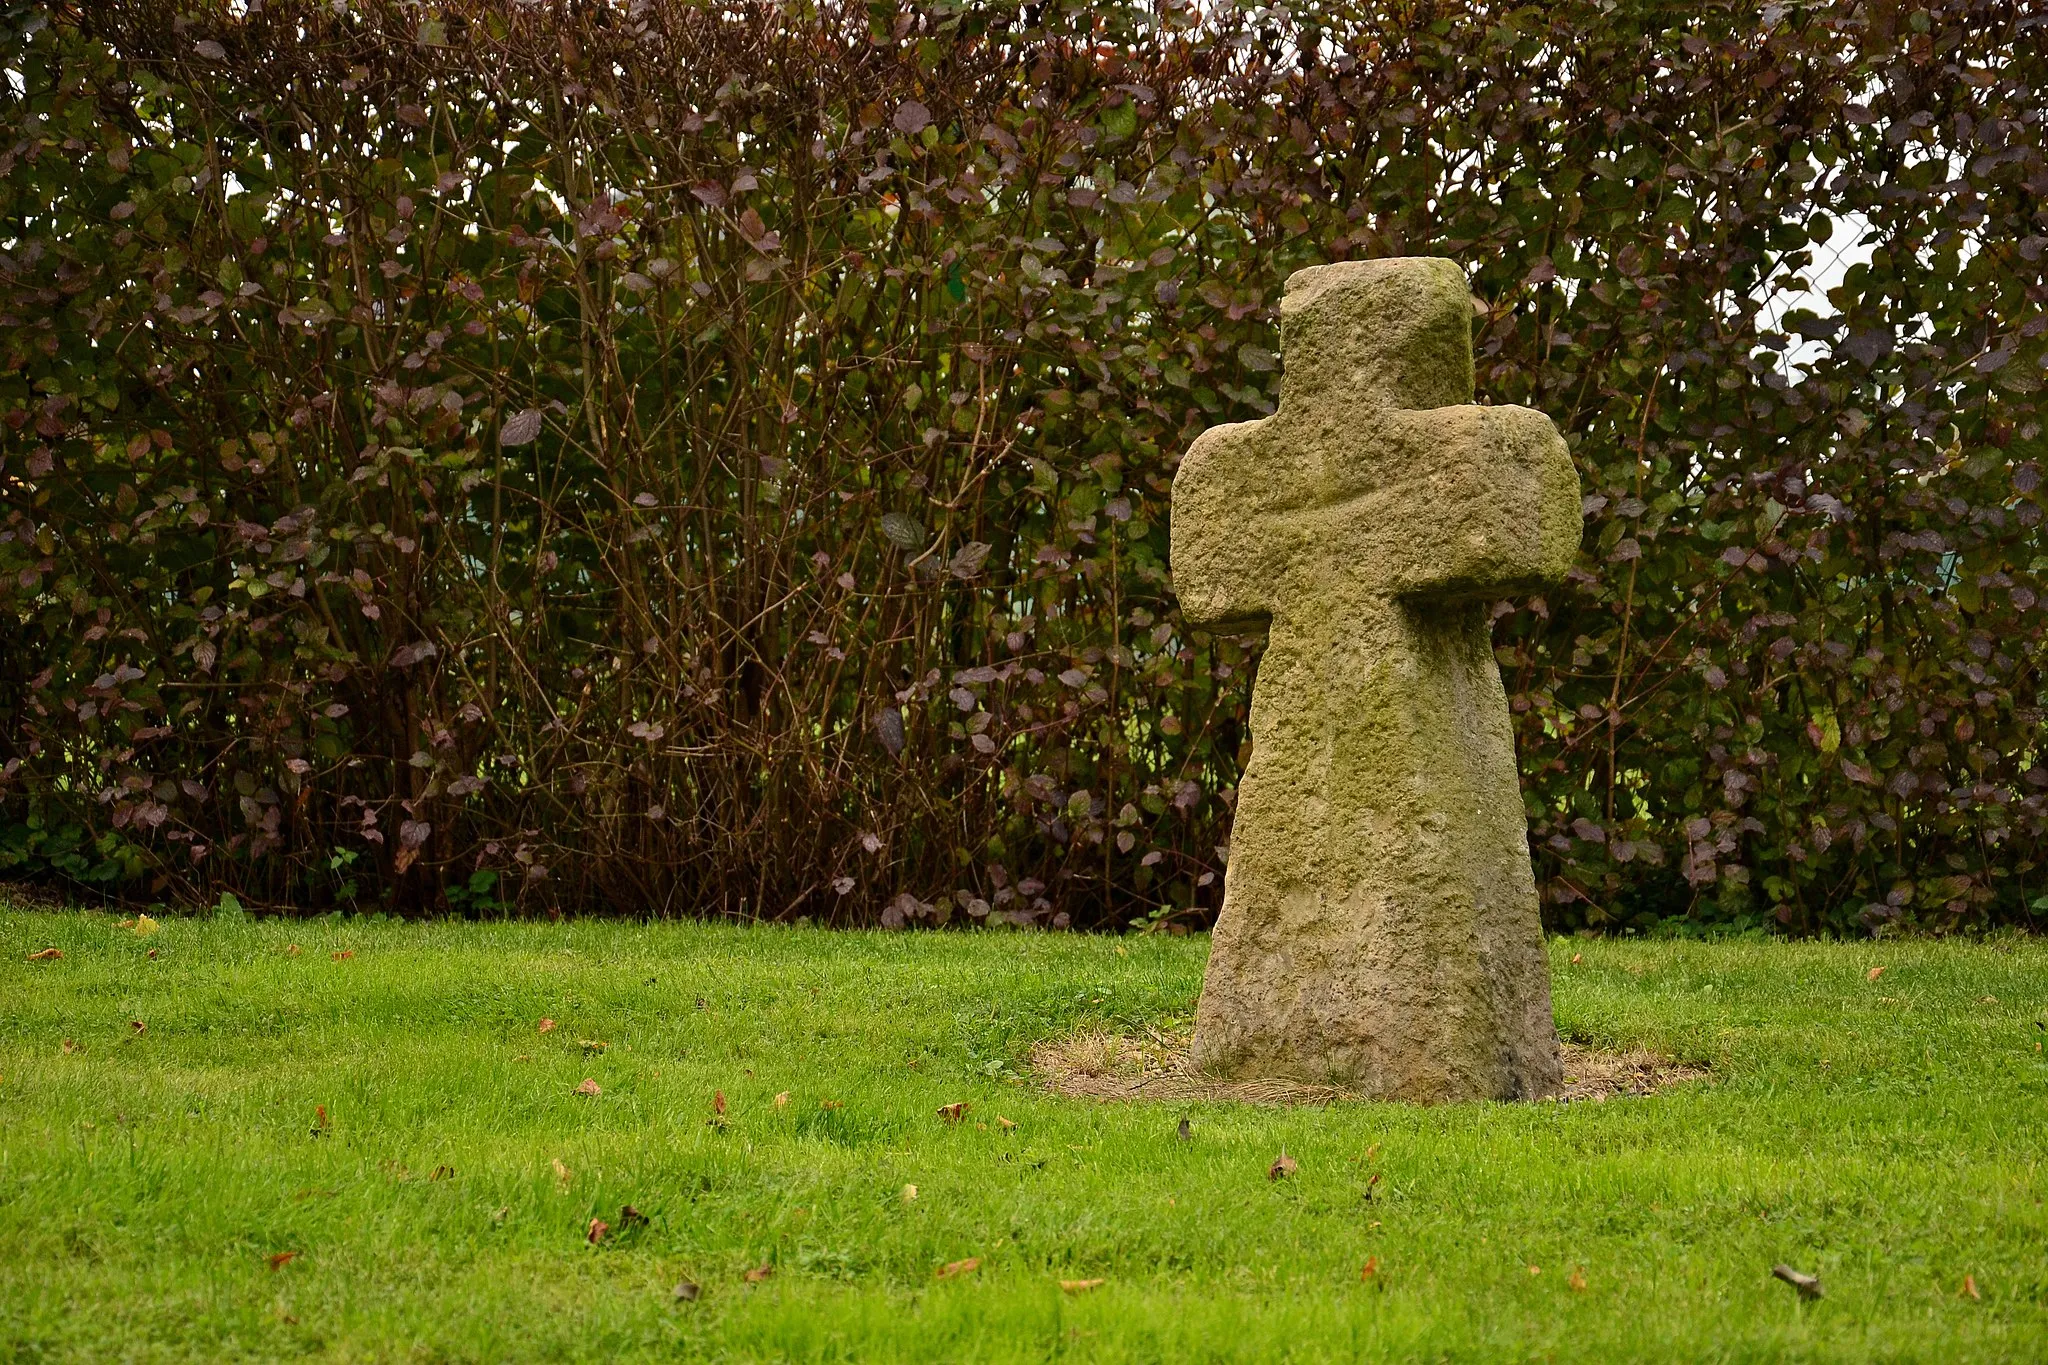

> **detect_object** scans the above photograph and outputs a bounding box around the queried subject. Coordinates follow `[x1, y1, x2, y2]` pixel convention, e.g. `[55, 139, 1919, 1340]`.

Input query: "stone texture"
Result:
[1170, 257, 1582, 1103]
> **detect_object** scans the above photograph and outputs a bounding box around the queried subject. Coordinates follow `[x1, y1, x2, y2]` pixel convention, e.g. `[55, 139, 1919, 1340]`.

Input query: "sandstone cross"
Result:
[1171, 258, 1581, 1102]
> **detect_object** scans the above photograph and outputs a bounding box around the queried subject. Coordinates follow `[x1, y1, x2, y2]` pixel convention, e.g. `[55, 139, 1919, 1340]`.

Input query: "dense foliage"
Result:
[2, 0, 2044, 932]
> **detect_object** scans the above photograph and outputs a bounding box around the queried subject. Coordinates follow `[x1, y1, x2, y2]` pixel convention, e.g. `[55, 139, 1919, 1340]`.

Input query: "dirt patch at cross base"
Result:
[1033, 1031, 1710, 1105]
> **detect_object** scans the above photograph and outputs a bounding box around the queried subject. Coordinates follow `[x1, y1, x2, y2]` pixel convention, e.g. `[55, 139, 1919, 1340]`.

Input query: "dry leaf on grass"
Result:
[1963, 1274, 1981, 1300]
[430, 1165, 454, 1181]
[1866, 965, 1885, 982]
[1569, 1265, 1588, 1291]
[1269, 1151, 1297, 1181]
[27, 947, 62, 961]
[129, 1020, 146, 1035]
[714, 1090, 727, 1116]
[575, 1078, 601, 1097]
[937, 1101, 969, 1123]
[997, 1115, 1017, 1130]
[552, 1157, 572, 1187]
[936, 1257, 980, 1279]
[1061, 1278, 1105, 1293]
[332, 950, 353, 960]
[619, 1204, 647, 1228]
[537, 1018, 556, 1034]
[587, 1218, 609, 1244]
[579, 1039, 608, 1054]
[673, 1280, 701, 1303]
[744, 1263, 774, 1283]
[1527, 1264, 1541, 1276]
[267, 1251, 299, 1270]
[901, 1183, 918, 1203]
[774, 1091, 789, 1109]
[284, 944, 301, 956]
[1359, 1256, 1379, 1282]
[61, 1039, 78, 1055]
[819, 1099, 842, 1110]
[1771, 1264, 1823, 1300]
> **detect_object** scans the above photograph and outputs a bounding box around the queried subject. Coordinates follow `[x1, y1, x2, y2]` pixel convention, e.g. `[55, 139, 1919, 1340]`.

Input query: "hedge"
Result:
[2, 0, 2044, 932]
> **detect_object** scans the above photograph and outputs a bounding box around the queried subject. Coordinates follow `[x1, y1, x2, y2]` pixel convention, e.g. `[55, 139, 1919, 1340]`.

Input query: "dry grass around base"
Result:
[1031, 1030, 1710, 1106]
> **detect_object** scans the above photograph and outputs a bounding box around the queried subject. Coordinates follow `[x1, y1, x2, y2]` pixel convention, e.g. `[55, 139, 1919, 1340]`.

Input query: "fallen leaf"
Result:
[938, 1101, 968, 1123]
[744, 1263, 774, 1282]
[714, 1090, 727, 1116]
[673, 1280, 701, 1302]
[774, 1091, 790, 1109]
[997, 1115, 1017, 1131]
[28, 948, 62, 961]
[587, 1217, 609, 1244]
[312, 1104, 327, 1135]
[285, 944, 301, 956]
[1359, 1256, 1379, 1282]
[332, 950, 354, 960]
[1570, 952, 1582, 964]
[619, 1204, 648, 1228]
[901, 1183, 918, 1203]
[61, 1039, 78, 1054]
[1062, 1277, 1106, 1293]
[129, 1020, 146, 1034]
[820, 1099, 842, 1110]
[537, 1018, 556, 1034]
[267, 1251, 299, 1270]
[1866, 965, 1884, 982]
[133, 913, 160, 936]
[1771, 1264, 1823, 1300]
[1364, 1143, 1380, 1162]
[1963, 1274, 1981, 1300]
[579, 1039, 608, 1053]
[1269, 1151, 1298, 1181]
[1527, 1264, 1542, 1276]
[576, 1078, 601, 1097]
[492, 1206, 510, 1223]
[1569, 1265, 1588, 1291]
[936, 1256, 980, 1279]
[146, 949, 157, 959]
[552, 1157, 572, 1186]
[1979, 995, 1998, 1004]
[430, 1164, 454, 1181]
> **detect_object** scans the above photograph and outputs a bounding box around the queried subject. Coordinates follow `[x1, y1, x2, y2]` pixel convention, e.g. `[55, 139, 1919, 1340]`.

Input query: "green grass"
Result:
[2, 909, 2046, 1362]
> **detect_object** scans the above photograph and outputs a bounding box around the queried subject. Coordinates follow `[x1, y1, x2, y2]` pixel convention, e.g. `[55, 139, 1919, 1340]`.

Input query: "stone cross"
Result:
[1170, 258, 1581, 1102]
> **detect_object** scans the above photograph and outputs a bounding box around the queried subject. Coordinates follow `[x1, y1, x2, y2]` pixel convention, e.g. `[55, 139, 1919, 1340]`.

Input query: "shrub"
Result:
[1, 0, 2043, 933]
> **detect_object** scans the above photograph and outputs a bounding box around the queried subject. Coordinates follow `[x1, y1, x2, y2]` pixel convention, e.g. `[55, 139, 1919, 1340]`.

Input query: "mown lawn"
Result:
[2, 907, 2045, 1362]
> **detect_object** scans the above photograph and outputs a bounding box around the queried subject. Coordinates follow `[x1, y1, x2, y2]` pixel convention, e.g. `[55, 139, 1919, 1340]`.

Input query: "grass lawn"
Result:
[3, 907, 2046, 1362]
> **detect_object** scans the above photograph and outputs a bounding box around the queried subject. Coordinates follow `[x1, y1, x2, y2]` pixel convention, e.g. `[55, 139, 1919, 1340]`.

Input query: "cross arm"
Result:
[1170, 417, 1299, 632]
[1383, 403, 1581, 602]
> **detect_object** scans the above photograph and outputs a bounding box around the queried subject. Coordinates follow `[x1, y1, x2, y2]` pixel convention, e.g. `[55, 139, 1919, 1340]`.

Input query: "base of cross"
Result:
[1182, 599, 1566, 1104]
[1171, 257, 1581, 1104]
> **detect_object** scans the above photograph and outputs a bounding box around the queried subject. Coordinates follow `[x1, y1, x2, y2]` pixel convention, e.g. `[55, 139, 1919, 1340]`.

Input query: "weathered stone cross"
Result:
[1171, 258, 1582, 1102]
